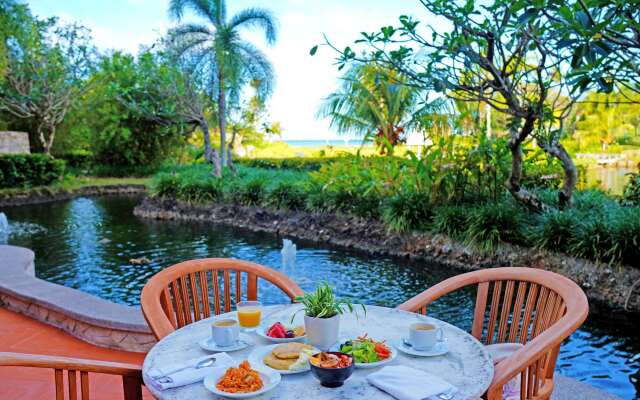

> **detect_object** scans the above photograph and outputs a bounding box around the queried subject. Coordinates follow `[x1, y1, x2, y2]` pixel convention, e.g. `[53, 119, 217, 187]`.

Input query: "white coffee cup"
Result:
[211, 319, 239, 347]
[409, 322, 443, 350]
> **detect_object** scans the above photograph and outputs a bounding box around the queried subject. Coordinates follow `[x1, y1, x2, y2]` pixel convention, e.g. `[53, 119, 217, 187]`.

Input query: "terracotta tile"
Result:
[0, 308, 148, 400]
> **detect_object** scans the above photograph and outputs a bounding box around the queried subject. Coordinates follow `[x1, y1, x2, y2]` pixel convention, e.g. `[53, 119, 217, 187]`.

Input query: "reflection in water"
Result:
[4, 196, 639, 399]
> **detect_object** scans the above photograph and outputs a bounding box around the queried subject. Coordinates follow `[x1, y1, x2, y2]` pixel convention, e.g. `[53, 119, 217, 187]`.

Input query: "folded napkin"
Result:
[147, 353, 234, 391]
[485, 343, 524, 364]
[367, 365, 455, 400]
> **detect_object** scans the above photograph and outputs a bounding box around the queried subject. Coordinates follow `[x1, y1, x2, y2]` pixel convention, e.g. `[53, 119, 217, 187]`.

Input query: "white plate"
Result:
[332, 339, 397, 368]
[248, 344, 318, 375]
[203, 365, 281, 399]
[256, 324, 306, 343]
[198, 334, 253, 352]
[393, 338, 449, 357]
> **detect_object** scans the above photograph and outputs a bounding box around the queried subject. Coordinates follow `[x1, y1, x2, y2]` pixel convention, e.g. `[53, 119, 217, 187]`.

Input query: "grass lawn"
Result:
[0, 176, 150, 197]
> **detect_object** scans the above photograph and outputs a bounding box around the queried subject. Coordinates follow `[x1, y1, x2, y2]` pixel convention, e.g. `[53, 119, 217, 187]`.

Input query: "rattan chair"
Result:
[140, 258, 303, 339]
[0, 352, 143, 400]
[397, 267, 589, 400]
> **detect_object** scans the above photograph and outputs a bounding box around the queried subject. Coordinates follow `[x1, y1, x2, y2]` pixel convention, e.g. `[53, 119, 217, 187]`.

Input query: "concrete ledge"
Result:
[0, 245, 155, 353]
[553, 375, 623, 400]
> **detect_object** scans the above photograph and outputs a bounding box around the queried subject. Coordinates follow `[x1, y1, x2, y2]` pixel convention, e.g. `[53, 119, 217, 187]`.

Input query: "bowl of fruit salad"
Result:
[257, 322, 306, 343]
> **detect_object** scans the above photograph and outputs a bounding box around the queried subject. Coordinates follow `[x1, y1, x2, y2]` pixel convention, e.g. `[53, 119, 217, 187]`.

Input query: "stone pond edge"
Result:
[0, 184, 147, 207]
[0, 245, 155, 353]
[134, 197, 640, 316]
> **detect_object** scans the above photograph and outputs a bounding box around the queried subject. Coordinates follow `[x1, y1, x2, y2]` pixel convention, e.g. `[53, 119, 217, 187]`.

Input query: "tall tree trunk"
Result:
[227, 126, 237, 174]
[505, 115, 549, 212]
[44, 124, 55, 155]
[539, 141, 577, 209]
[199, 120, 221, 177]
[200, 119, 213, 163]
[217, 68, 227, 169]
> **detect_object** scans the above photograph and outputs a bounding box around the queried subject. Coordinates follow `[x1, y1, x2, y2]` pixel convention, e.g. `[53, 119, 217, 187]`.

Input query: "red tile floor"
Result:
[0, 308, 153, 399]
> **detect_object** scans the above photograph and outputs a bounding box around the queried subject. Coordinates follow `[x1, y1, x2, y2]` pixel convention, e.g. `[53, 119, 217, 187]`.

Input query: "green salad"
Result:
[338, 335, 391, 363]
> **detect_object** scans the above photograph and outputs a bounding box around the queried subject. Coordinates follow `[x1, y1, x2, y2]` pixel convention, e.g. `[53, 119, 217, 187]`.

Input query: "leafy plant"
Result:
[432, 205, 468, 238]
[622, 171, 640, 206]
[294, 282, 363, 319]
[464, 201, 525, 252]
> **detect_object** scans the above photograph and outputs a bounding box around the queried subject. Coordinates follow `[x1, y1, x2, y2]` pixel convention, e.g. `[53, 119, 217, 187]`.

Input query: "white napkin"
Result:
[367, 365, 455, 400]
[147, 353, 234, 391]
[485, 343, 524, 364]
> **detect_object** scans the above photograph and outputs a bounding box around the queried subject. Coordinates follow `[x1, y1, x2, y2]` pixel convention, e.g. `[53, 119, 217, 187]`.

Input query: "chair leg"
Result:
[122, 376, 143, 400]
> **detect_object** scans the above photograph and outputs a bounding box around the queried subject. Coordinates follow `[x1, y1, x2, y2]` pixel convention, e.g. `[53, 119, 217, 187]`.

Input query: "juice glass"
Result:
[236, 301, 262, 330]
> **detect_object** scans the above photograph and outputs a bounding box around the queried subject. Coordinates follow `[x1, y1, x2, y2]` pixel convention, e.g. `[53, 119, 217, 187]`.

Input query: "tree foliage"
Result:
[167, 0, 277, 174]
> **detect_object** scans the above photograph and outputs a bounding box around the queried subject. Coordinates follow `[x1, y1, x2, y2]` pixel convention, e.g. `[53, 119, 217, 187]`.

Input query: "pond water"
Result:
[585, 166, 634, 195]
[3, 196, 639, 399]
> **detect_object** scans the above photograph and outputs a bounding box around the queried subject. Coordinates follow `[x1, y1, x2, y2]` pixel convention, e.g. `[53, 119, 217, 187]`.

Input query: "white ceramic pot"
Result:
[304, 314, 340, 350]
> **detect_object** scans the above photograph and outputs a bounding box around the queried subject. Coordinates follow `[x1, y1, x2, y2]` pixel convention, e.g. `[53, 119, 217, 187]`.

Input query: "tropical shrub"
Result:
[530, 209, 582, 251]
[432, 205, 469, 238]
[622, 171, 640, 206]
[382, 189, 432, 232]
[267, 181, 307, 210]
[236, 157, 340, 171]
[0, 154, 65, 188]
[87, 52, 191, 168]
[464, 201, 525, 252]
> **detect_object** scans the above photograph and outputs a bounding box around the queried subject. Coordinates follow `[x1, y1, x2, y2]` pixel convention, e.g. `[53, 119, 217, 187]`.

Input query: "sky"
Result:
[26, 0, 432, 140]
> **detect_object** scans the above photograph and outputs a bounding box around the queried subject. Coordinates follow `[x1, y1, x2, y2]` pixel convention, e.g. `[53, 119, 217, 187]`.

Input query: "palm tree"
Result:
[167, 0, 276, 173]
[318, 63, 440, 155]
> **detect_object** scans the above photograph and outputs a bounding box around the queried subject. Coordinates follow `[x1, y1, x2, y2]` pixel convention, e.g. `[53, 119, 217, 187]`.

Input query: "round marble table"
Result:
[142, 305, 493, 400]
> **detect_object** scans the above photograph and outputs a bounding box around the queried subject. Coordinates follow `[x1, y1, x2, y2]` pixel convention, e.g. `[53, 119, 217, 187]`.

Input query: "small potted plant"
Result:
[294, 282, 363, 350]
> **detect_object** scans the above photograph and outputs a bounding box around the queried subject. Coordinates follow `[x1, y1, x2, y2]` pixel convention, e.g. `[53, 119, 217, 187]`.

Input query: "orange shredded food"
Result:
[216, 361, 264, 393]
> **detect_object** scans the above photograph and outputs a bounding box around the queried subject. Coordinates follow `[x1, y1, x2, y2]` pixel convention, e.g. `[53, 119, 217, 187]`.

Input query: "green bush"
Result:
[432, 205, 469, 238]
[464, 201, 525, 252]
[57, 150, 93, 169]
[622, 171, 640, 206]
[0, 154, 65, 188]
[530, 209, 582, 251]
[267, 181, 307, 210]
[382, 190, 432, 232]
[236, 157, 340, 171]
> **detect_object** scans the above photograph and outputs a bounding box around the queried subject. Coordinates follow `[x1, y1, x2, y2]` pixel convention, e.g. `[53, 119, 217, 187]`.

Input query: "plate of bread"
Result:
[248, 343, 318, 375]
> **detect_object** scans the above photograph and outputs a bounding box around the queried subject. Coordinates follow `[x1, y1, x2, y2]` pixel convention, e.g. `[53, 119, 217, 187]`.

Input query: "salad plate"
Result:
[393, 338, 449, 357]
[203, 363, 281, 399]
[198, 333, 253, 352]
[332, 336, 397, 369]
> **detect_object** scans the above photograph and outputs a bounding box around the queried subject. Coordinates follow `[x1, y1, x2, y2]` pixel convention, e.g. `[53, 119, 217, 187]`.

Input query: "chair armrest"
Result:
[0, 352, 142, 377]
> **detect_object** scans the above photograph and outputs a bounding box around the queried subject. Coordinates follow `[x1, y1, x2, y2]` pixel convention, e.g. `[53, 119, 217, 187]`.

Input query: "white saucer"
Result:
[393, 338, 449, 357]
[198, 333, 253, 352]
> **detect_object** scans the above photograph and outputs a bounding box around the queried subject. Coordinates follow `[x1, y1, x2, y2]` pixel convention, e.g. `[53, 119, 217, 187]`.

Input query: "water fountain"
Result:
[0, 212, 9, 244]
[281, 239, 297, 271]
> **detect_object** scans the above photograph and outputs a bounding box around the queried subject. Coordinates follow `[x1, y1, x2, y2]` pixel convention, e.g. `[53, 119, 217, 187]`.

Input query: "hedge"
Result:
[57, 150, 93, 169]
[235, 157, 341, 171]
[0, 154, 65, 188]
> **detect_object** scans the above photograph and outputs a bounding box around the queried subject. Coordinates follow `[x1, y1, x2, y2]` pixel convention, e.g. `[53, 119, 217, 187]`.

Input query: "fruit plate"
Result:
[332, 339, 397, 369]
[256, 324, 306, 343]
[248, 344, 318, 375]
[203, 365, 281, 399]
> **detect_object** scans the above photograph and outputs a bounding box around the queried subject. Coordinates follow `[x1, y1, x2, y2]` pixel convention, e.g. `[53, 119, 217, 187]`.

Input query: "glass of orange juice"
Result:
[236, 300, 262, 331]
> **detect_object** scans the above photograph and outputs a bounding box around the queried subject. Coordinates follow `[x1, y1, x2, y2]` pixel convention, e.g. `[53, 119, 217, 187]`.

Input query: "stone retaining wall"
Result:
[0, 131, 30, 154]
[0, 245, 155, 352]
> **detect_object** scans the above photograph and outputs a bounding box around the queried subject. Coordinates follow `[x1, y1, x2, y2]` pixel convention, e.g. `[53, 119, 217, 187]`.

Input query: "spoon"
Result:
[156, 357, 217, 384]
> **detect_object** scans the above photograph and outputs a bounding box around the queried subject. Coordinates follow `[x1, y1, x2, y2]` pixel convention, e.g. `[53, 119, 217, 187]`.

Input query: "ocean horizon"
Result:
[282, 139, 372, 147]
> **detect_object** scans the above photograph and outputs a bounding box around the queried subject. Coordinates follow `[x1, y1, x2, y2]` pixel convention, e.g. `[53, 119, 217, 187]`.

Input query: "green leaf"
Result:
[309, 45, 318, 56]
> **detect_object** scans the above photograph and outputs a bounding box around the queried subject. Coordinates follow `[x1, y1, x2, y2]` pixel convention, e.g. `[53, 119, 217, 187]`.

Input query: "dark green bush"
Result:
[267, 181, 307, 210]
[432, 205, 469, 238]
[229, 178, 266, 206]
[622, 171, 640, 206]
[464, 201, 525, 251]
[235, 157, 341, 171]
[0, 154, 65, 188]
[530, 209, 582, 251]
[57, 150, 93, 169]
[382, 190, 432, 232]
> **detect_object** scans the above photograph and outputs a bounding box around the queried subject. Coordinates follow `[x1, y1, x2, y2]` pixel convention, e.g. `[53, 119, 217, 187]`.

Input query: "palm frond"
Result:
[168, 0, 219, 26]
[228, 7, 278, 45]
[233, 40, 275, 99]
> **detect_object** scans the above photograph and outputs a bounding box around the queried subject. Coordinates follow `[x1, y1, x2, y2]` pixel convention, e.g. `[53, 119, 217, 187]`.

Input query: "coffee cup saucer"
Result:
[198, 333, 253, 352]
[393, 338, 449, 357]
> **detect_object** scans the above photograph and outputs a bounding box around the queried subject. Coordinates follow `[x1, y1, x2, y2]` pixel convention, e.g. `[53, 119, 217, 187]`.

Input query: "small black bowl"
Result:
[309, 352, 355, 388]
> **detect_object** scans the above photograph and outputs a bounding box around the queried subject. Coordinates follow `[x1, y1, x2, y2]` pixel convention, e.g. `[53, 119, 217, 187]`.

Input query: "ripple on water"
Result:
[4, 195, 639, 399]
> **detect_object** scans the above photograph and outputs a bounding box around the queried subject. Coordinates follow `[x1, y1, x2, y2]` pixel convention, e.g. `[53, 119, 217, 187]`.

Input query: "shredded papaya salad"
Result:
[338, 334, 391, 363]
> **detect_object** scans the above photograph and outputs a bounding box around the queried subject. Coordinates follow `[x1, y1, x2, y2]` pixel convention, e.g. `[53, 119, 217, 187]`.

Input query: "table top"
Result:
[142, 305, 493, 400]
